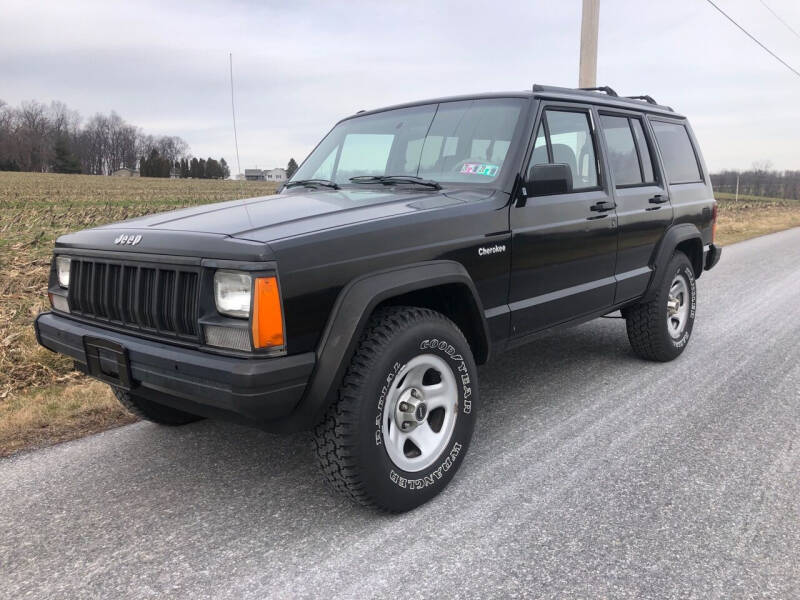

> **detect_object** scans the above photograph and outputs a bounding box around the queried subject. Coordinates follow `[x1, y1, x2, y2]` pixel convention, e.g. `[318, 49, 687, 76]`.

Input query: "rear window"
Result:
[651, 121, 702, 184]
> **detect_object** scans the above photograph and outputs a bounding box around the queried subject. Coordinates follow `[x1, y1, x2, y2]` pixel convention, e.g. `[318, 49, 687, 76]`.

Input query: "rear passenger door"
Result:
[597, 111, 673, 302]
[509, 104, 618, 336]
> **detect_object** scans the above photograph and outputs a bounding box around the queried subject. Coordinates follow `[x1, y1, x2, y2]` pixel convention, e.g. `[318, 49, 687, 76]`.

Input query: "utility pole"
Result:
[579, 0, 600, 88]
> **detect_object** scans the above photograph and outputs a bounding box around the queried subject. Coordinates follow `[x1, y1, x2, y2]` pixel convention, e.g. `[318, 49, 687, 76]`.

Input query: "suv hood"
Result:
[91, 188, 486, 243]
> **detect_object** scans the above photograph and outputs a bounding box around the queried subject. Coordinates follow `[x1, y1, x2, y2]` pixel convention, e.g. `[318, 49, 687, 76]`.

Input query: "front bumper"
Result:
[704, 243, 722, 270]
[34, 312, 315, 425]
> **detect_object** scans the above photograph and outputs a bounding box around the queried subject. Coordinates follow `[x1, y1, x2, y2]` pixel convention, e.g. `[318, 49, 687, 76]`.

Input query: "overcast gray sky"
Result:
[2, 0, 799, 172]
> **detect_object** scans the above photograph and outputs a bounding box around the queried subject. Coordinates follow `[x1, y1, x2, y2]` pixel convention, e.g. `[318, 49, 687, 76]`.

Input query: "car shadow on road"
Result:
[83, 319, 636, 517]
[0, 316, 651, 595]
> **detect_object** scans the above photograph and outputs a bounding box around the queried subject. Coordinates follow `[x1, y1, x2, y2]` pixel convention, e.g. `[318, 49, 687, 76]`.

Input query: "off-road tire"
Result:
[313, 306, 478, 512]
[112, 387, 203, 425]
[624, 251, 697, 362]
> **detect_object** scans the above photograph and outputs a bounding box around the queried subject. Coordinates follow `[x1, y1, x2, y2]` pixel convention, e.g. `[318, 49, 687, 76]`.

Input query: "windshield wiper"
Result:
[349, 175, 442, 190]
[285, 178, 340, 190]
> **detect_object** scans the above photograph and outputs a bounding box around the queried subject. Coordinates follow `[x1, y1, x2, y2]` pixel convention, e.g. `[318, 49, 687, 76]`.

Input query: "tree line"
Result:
[0, 98, 228, 179]
[711, 164, 800, 200]
[140, 153, 230, 179]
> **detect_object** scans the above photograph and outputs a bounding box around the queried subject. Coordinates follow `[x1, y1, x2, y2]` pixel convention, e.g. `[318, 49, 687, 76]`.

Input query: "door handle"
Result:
[590, 201, 616, 212]
[648, 194, 668, 204]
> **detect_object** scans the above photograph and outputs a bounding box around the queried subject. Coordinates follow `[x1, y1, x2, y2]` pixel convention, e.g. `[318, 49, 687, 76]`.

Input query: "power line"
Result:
[759, 0, 800, 41]
[704, 0, 800, 79]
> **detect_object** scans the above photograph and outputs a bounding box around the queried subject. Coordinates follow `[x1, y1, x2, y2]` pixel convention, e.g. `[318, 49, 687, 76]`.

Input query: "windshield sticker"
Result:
[460, 163, 499, 177]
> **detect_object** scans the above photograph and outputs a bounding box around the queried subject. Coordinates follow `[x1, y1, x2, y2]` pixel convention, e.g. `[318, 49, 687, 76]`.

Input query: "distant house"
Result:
[112, 168, 139, 177]
[244, 168, 287, 182]
[264, 168, 287, 182]
[244, 169, 265, 181]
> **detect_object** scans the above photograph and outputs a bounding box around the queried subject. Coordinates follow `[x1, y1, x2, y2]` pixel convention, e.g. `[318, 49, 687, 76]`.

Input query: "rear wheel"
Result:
[313, 306, 478, 512]
[112, 388, 202, 425]
[624, 251, 696, 362]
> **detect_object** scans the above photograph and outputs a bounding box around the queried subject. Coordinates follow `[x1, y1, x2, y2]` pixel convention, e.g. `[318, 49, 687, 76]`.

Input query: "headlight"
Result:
[56, 256, 71, 288]
[214, 270, 252, 318]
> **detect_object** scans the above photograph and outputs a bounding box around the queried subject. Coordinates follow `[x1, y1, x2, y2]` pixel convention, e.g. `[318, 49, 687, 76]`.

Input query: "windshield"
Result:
[290, 98, 525, 187]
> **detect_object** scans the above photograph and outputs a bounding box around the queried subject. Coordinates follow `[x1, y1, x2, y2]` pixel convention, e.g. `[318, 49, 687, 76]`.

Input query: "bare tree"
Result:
[17, 101, 52, 171]
[0, 98, 191, 175]
[49, 101, 81, 139]
[156, 136, 189, 166]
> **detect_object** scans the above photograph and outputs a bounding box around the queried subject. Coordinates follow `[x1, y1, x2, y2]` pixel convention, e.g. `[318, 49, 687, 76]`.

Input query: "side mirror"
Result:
[528, 163, 573, 196]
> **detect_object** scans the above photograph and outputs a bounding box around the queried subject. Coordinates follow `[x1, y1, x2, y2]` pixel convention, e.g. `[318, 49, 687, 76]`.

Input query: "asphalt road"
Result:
[2, 228, 799, 599]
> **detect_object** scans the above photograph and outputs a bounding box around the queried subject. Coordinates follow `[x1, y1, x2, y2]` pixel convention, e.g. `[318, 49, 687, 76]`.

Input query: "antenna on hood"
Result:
[229, 52, 243, 180]
[229, 53, 252, 215]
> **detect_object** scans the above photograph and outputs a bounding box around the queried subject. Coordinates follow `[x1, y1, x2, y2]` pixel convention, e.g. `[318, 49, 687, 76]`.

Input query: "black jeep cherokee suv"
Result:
[36, 85, 721, 511]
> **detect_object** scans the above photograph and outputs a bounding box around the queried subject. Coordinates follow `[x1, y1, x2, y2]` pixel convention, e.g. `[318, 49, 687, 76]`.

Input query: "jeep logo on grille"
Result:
[114, 234, 142, 246]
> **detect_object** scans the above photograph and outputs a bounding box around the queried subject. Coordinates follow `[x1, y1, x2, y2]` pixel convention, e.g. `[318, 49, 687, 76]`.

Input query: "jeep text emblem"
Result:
[114, 234, 142, 246]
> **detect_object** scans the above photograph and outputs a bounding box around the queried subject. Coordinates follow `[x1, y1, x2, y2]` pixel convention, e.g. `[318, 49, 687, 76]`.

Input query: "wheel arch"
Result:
[642, 224, 704, 303]
[288, 261, 490, 430]
[675, 237, 703, 278]
[375, 282, 488, 364]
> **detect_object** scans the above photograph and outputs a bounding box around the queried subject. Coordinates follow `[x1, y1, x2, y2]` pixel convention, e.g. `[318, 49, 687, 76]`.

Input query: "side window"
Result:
[651, 121, 702, 184]
[598, 115, 657, 187]
[528, 109, 599, 191]
[531, 126, 548, 165]
[630, 119, 655, 182]
[600, 115, 641, 186]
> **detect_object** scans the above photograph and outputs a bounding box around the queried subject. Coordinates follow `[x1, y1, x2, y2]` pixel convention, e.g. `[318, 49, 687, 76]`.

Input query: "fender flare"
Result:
[642, 223, 703, 302]
[285, 260, 489, 430]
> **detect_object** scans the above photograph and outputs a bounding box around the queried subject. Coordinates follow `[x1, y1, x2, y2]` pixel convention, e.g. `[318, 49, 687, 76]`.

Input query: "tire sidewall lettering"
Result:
[389, 441, 463, 490]
[373, 332, 476, 493]
[671, 263, 696, 349]
[374, 361, 403, 446]
[419, 337, 471, 414]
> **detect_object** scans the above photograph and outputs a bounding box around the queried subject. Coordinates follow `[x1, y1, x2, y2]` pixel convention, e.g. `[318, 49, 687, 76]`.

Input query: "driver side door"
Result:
[509, 103, 619, 337]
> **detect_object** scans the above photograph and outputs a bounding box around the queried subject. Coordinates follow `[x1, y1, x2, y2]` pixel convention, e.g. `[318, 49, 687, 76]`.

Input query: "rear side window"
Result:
[600, 115, 641, 186]
[599, 115, 657, 187]
[630, 120, 654, 182]
[651, 121, 702, 184]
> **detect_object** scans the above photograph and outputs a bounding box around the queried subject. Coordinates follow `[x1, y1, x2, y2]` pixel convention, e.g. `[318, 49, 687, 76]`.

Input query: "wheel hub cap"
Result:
[667, 298, 680, 316]
[381, 354, 459, 472]
[666, 273, 690, 338]
[394, 388, 427, 432]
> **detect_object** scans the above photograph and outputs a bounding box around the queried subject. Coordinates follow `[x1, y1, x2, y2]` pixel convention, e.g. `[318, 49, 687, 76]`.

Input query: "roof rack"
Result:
[626, 95, 657, 105]
[578, 86, 618, 97]
[531, 84, 675, 113]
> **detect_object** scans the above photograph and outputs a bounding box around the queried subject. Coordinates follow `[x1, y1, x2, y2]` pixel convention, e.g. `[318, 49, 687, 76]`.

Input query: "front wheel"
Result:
[313, 306, 478, 512]
[624, 251, 697, 362]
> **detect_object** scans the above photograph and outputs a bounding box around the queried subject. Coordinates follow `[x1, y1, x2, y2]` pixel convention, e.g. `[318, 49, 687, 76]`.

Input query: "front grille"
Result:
[67, 258, 201, 340]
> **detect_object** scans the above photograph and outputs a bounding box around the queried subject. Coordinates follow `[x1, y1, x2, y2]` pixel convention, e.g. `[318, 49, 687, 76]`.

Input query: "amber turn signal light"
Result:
[252, 276, 284, 349]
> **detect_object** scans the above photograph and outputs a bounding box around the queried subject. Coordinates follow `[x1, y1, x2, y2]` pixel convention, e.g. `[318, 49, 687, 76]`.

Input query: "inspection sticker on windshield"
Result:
[460, 163, 499, 177]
